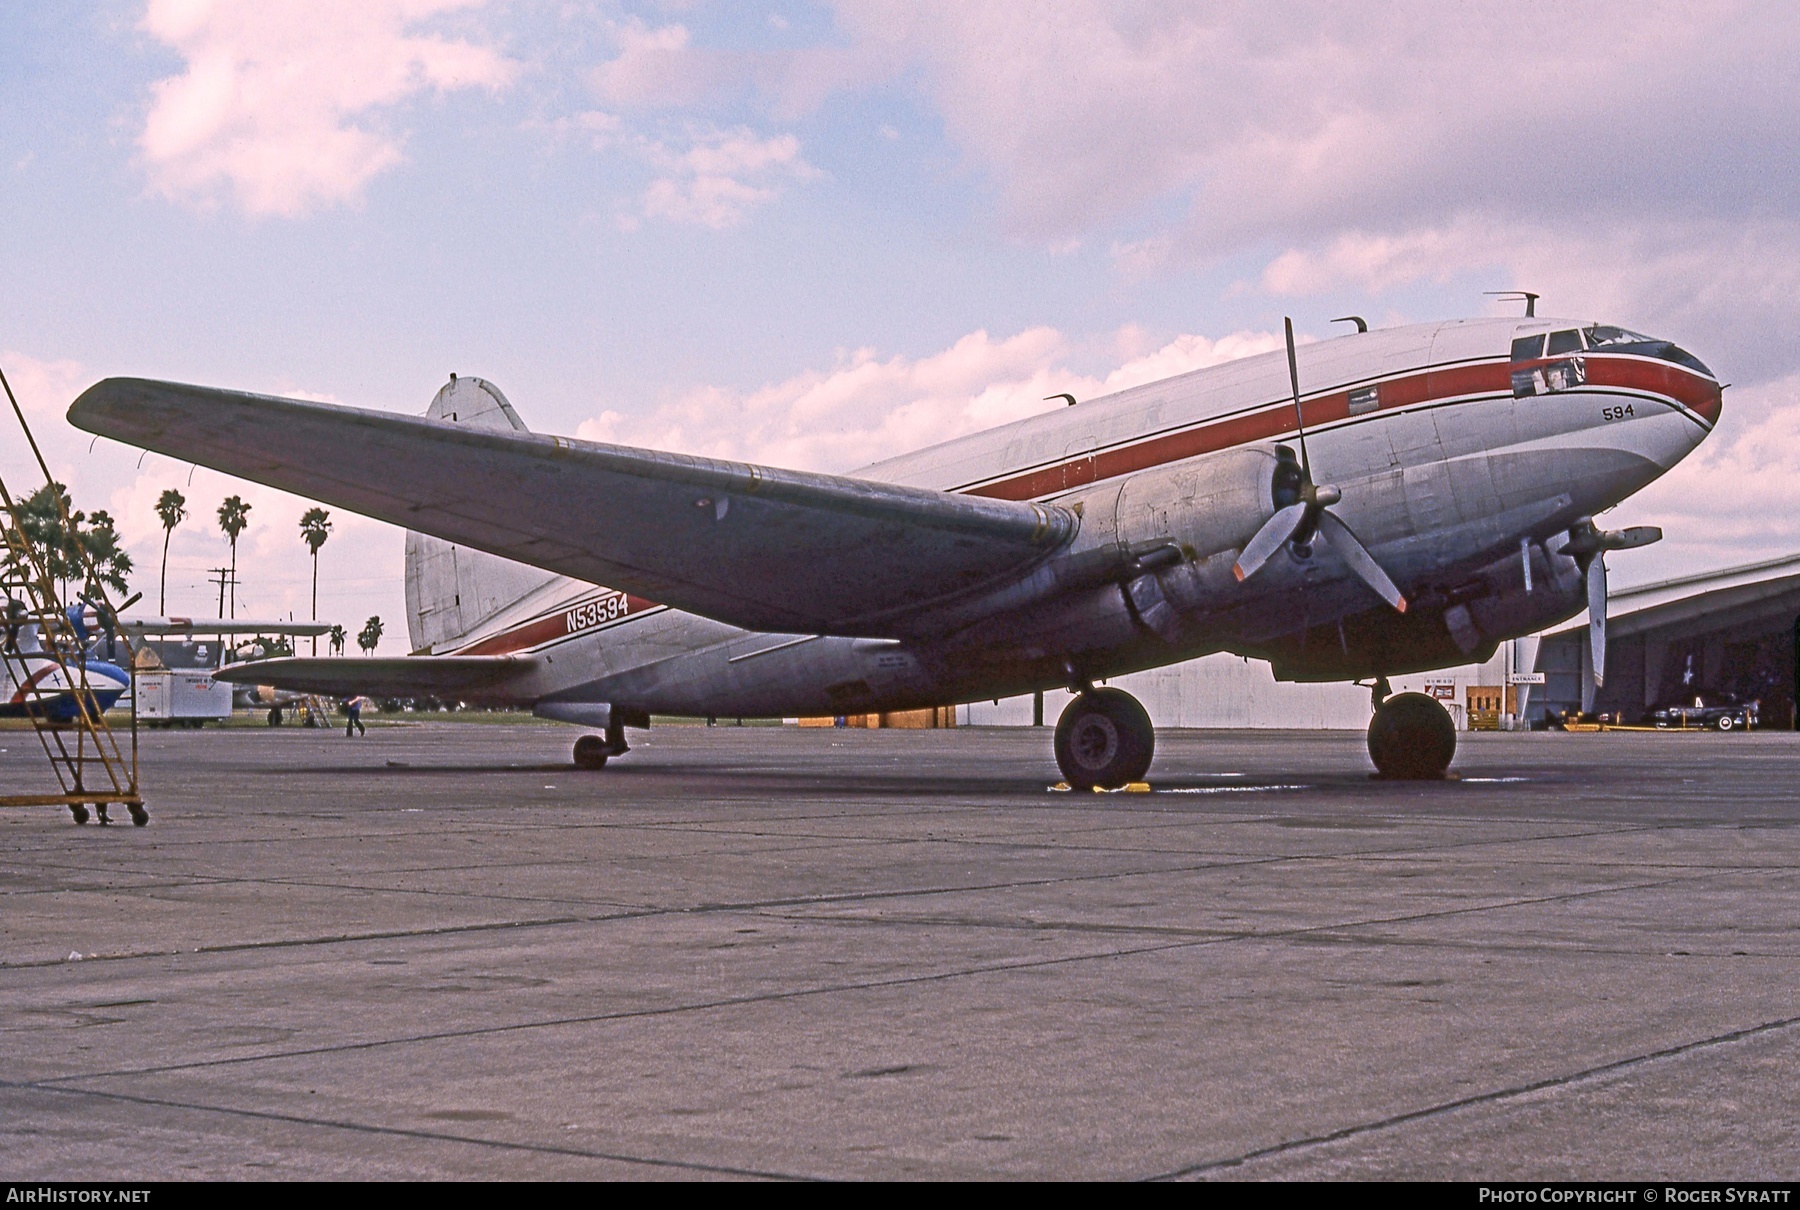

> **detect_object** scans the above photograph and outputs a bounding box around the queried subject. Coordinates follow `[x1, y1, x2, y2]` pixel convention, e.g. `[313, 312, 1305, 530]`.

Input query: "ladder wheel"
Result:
[129, 805, 149, 827]
[69, 803, 89, 825]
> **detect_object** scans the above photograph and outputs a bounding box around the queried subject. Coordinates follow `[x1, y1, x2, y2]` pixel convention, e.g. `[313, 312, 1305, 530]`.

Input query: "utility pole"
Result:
[209, 566, 235, 662]
[209, 567, 234, 619]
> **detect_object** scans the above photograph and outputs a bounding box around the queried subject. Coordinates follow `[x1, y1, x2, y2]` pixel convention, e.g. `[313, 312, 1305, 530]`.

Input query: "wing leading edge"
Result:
[70, 379, 1076, 637]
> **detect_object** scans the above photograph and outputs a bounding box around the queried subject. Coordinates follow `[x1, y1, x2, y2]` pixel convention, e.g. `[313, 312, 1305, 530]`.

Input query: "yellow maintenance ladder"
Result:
[0, 363, 145, 825]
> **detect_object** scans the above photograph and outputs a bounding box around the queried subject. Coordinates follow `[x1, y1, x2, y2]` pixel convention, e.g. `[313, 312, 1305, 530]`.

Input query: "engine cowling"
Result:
[1109, 447, 1278, 566]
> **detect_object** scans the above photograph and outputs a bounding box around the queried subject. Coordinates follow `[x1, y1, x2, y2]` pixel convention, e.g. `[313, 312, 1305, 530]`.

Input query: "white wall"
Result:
[965, 640, 1540, 730]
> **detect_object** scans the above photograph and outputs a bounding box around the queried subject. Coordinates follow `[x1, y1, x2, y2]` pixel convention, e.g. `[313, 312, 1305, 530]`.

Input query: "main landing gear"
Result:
[573, 719, 630, 770]
[1366, 677, 1457, 780]
[1055, 688, 1154, 790]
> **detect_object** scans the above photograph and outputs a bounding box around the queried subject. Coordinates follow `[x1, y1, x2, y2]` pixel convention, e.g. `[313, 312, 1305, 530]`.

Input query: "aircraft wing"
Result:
[70, 379, 1076, 636]
[123, 617, 337, 637]
[214, 656, 532, 697]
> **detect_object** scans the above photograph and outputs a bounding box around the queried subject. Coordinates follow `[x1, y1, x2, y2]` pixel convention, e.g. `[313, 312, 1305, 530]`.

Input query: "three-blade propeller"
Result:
[1563, 519, 1662, 710]
[1231, 318, 1407, 613]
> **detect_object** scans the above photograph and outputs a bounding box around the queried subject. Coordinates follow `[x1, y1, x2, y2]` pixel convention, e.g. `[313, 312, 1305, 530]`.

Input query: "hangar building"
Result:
[1535, 554, 1800, 728]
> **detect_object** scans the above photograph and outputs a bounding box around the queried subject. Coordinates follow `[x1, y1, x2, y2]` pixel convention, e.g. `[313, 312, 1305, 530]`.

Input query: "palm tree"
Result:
[328, 624, 347, 656]
[298, 507, 331, 655]
[81, 510, 133, 598]
[216, 496, 251, 618]
[357, 616, 384, 656]
[7, 483, 130, 598]
[155, 489, 186, 614]
[13, 482, 79, 593]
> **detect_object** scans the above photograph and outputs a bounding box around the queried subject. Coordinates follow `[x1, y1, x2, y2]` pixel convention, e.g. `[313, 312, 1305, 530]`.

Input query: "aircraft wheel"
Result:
[69, 803, 89, 825]
[1367, 692, 1457, 779]
[1055, 688, 1154, 790]
[573, 734, 610, 770]
[1716, 715, 1735, 732]
[268, 707, 283, 726]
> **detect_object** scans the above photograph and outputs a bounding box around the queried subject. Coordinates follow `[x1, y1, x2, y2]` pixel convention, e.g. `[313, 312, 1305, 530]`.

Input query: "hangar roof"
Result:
[1549, 553, 1800, 641]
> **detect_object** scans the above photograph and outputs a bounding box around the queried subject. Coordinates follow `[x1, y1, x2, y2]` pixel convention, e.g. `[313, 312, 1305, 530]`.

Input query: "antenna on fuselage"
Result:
[1485, 290, 1540, 318]
[1331, 315, 1368, 333]
[1044, 393, 1077, 407]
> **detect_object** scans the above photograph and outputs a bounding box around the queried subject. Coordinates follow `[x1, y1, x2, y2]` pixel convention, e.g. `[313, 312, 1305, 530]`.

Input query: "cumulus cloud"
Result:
[598, 3, 1798, 387]
[1625, 374, 1800, 576]
[590, 19, 725, 110]
[590, 16, 896, 119]
[1257, 215, 1800, 386]
[576, 324, 1278, 473]
[575, 20, 824, 229]
[139, 0, 516, 217]
[814, 2, 1797, 247]
[637, 127, 816, 228]
[566, 111, 818, 230]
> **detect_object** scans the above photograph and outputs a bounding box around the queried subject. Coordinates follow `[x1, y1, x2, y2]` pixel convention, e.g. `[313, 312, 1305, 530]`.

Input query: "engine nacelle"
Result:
[1108, 447, 1277, 564]
[1259, 537, 1588, 682]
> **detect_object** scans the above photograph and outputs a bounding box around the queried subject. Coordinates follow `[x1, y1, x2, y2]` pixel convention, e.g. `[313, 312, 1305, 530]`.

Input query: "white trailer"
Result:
[135, 668, 234, 726]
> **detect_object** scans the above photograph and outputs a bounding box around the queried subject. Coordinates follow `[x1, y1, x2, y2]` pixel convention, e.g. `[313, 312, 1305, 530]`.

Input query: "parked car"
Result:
[1647, 694, 1758, 731]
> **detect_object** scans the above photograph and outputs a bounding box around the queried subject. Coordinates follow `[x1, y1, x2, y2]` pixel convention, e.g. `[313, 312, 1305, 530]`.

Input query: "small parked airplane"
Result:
[67, 314, 1720, 785]
[1, 602, 131, 720]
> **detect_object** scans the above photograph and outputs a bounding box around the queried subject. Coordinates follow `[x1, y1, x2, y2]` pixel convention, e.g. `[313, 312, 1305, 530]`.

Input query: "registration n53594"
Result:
[564, 592, 631, 634]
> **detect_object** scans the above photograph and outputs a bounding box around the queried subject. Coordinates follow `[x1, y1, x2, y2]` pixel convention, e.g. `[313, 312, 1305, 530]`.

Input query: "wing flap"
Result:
[70, 379, 1076, 636]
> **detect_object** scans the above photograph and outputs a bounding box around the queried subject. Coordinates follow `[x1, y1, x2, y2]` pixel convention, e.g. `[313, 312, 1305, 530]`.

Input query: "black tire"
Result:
[1054, 688, 1154, 790]
[129, 805, 149, 827]
[69, 803, 89, 825]
[1367, 692, 1457, 779]
[573, 734, 610, 770]
[268, 707, 283, 726]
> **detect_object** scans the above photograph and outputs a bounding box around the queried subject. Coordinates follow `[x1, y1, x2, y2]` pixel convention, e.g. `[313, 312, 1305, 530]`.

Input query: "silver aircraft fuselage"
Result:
[411, 316, 1720, 722]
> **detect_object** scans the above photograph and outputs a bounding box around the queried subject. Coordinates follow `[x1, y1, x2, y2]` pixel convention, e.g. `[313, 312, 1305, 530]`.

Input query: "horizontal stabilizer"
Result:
[69, 379, 1077, 636]
[214, 655, 532, 697]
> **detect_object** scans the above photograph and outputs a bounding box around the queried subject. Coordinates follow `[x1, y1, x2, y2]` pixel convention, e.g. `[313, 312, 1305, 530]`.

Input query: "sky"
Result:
[2, 0, 1798, 652]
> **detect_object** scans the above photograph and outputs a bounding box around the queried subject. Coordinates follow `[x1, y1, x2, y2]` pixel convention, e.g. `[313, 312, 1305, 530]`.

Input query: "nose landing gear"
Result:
[1367, 688, 1457, 780]
[1054, 688, 1154, 790]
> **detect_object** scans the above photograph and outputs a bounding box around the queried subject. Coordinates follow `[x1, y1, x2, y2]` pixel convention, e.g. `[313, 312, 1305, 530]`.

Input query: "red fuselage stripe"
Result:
[453, 595, 660, 656]
[964, 355, 1719, 502]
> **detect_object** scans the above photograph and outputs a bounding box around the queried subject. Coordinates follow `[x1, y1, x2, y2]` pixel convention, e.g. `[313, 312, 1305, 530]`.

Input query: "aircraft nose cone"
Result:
[1692, 378, 1724, 432]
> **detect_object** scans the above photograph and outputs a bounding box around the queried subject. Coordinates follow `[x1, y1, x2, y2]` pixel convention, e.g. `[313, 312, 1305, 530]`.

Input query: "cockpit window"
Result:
[1511, 328, 1585, 398]
[1510, 334, 1545, 361]
[1581, 325, 1714, 376]
[1584, 325, 1655, 348]
[1546, 329, 1584, 356]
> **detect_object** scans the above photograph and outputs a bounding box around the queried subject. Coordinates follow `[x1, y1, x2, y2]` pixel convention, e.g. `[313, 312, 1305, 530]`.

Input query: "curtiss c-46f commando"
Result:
[67, 315, 1720, 786]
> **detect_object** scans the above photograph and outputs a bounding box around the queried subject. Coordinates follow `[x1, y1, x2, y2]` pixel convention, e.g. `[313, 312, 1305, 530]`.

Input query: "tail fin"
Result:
[403, 377, 561, 653]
